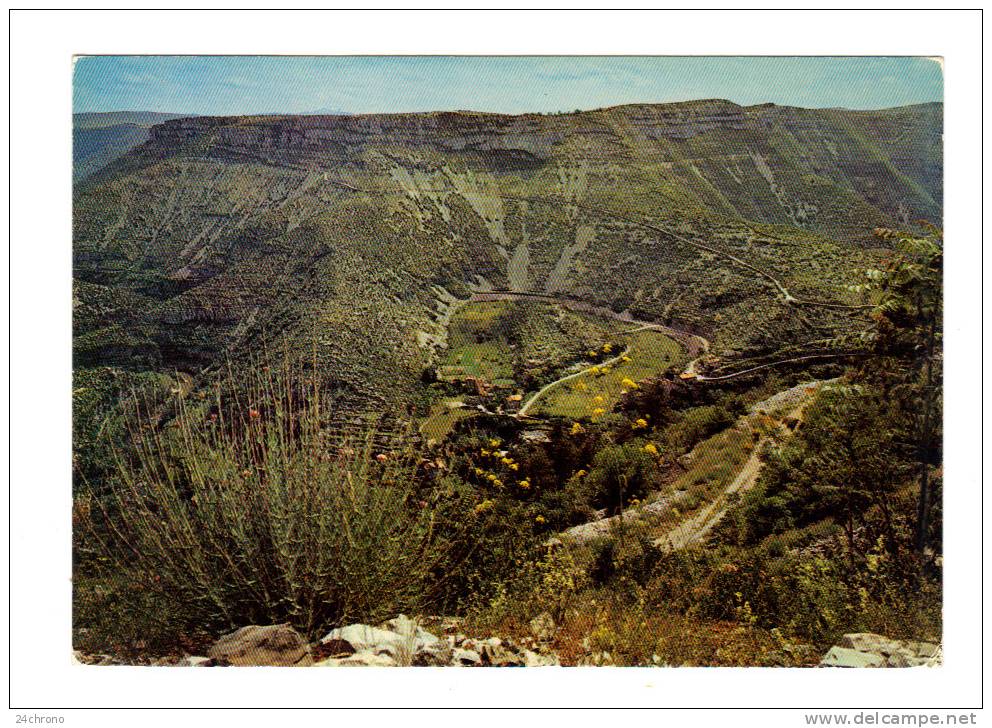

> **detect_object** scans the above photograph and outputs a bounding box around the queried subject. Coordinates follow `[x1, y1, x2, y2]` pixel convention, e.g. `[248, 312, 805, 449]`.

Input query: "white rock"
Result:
[319, 624, 403, 655]
[381, 614, 450, 665]
[904, 640, 940, 660]
[838, 633, 903, 656]
[522, 649, 560, 667]
[321, 617, 450, 666]
[819, 646, 886, 668]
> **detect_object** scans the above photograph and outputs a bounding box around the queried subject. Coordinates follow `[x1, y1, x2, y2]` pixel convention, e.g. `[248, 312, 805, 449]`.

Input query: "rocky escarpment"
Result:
[621, 100, 748, 140]
[133, 99, 941, 231]
[149, 111, 570, 168]
[149, 100, 757, 158]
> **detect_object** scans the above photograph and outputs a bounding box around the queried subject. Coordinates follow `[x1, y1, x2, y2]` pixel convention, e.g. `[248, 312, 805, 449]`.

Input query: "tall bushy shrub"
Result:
[582, 442, 657, 514]
[76, 362, 457, 643]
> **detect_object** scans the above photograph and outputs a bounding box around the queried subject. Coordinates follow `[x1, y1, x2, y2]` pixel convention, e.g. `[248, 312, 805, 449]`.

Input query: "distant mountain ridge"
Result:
[73, 112, 196, 182]
[129, 99, 941, 234]
[74, 111, 196, 128]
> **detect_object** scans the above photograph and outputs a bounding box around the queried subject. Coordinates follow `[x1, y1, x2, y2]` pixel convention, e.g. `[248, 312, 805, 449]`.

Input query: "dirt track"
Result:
[557, 380, 829, 549]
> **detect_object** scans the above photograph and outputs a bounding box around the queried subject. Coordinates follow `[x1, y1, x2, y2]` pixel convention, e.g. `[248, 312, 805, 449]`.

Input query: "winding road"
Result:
[652, 379, 826, 550]
[467, 290, 709, 416]
[557, 380, 827, 549]
[517, 346, 631, 417]
[469, 290, 708, 360]
[695, 352, 863, 382]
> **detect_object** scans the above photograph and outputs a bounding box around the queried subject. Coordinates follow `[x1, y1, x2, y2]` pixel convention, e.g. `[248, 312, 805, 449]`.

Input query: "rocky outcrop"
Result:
[819, 633, 940, 668]
[147, 100, 767, 159]
[205, 624, 313, 666]
[149, 112, 568, 167]
[316, 652, 399, 667]
[316, 615, 451, 666]
[313, 614, 560, 667]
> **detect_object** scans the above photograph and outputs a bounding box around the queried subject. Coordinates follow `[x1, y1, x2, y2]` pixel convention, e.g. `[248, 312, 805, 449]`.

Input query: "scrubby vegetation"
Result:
[74, 361, 544, 654]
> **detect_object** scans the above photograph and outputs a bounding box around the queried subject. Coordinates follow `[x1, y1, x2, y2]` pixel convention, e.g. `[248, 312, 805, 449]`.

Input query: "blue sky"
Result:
[73, 56, 943, 115]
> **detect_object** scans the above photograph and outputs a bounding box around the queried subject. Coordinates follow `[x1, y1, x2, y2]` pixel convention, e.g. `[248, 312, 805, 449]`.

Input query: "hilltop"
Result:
[122, 99, 942, 232]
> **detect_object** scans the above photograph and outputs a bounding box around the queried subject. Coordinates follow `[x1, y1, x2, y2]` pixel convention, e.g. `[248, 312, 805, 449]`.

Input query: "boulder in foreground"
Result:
[206, 624, 313, 667]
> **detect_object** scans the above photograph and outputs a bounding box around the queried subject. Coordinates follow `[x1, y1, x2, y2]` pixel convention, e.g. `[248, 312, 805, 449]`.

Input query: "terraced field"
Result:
[437, 299, 620, 387]
[437, 301, 516, 383]
[419, 398, 474, 443]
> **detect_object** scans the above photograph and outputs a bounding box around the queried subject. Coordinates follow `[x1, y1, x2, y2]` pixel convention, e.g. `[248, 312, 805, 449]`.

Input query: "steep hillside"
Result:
[73, 112, 194, 182]
[109, 100, 941, 233]
[72, 100, 941, 419]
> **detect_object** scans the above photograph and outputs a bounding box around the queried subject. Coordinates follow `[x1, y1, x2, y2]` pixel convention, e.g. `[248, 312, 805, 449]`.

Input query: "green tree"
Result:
[583, 442, 656, 515]
[858, 227, 943, 553]
[746, 385, 913, 553]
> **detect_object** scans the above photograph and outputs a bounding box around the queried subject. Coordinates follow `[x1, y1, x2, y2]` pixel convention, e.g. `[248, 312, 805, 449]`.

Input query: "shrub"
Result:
[72, 367, 173, 493]
[426, 479, 543, 613]
[75, 363, 470, 648]
[685, 535, 942, 646]
[661, 405, 734, 453]
[582, 441, 657, 514]
[588, 529, 664, 588]
[465, 542, 590, 630]
[536, 483, 597, 530]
